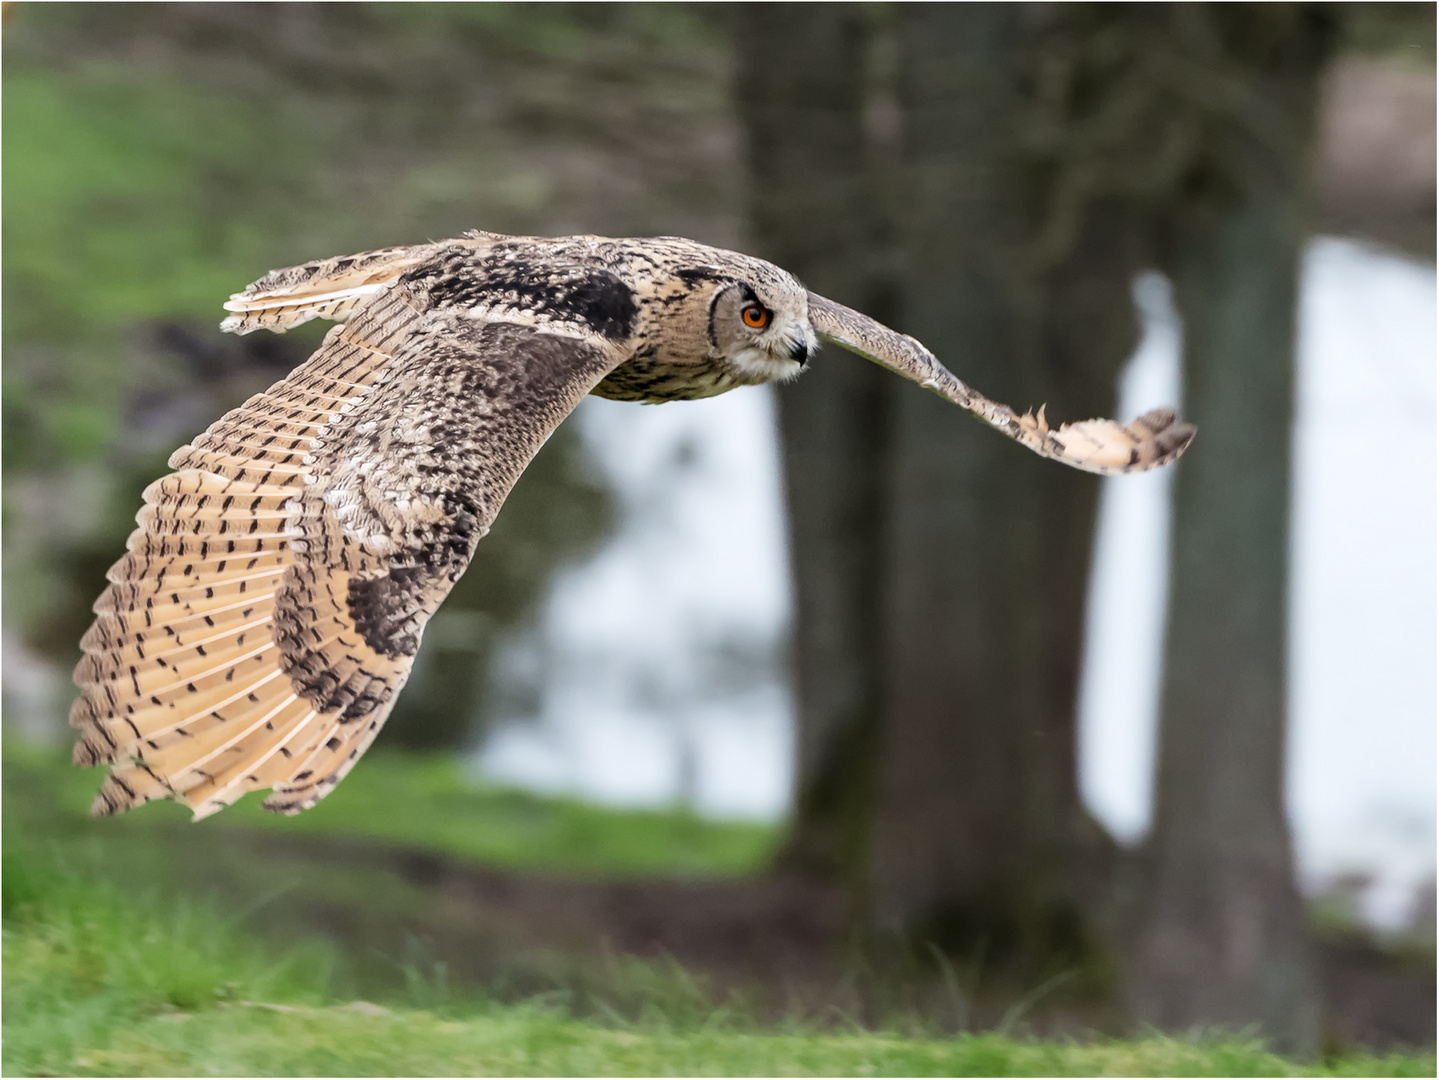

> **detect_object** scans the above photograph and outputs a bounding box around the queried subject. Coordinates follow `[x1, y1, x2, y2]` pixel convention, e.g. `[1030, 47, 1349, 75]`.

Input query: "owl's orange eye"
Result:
[741, 303, 770, 329]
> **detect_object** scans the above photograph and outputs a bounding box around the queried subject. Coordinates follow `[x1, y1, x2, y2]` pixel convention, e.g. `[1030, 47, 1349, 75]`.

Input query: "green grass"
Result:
[6, 741, 1435, 1076]
[3, 846, 333, 1075]
[6, 738, 779, 879]
[4, 740, 784, 1028]
[6, 852, 1432, 1078]
[23, 1010, 1439, 1078]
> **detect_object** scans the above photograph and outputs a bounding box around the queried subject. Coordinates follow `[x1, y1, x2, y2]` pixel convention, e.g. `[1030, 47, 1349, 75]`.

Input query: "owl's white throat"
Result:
[727, 346, 806, 385]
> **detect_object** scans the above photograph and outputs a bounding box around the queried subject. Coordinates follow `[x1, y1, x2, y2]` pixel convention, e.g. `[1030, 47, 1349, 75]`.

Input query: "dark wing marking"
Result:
[72, 277, 625, 819]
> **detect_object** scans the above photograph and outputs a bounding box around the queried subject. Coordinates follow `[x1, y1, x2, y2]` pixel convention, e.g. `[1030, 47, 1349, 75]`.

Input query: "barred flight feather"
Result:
[73, 231, 1192, 820]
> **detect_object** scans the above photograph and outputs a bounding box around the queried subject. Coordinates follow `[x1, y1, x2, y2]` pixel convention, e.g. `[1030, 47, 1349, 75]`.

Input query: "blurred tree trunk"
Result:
[867, 4, 1141, 976]
[1130, 6, 1336, 1055]
[740, 2, 1341, 1042]
[740, 4, 1145, 978]
[733, 4, 896, 897]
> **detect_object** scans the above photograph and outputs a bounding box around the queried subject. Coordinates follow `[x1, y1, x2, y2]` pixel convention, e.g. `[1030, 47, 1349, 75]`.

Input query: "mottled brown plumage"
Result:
[72, 231, 1195, 819]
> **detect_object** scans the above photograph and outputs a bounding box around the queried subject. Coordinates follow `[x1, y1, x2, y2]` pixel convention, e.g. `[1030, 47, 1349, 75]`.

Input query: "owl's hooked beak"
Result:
[788, 336, 811, 367]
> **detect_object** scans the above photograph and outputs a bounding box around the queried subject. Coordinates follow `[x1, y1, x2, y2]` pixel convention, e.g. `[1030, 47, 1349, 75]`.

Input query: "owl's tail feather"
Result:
[807, 292, 1195, 475]
[219, 244, 436, 336]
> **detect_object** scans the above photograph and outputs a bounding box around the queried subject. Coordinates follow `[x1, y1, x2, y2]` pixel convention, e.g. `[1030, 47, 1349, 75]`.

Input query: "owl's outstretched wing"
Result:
[72, 273, 623, 820]
[807, 292, 1195, 474]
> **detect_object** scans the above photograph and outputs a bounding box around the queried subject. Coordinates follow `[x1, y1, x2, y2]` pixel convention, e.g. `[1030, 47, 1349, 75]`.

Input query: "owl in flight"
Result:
[71, 232, 1195, 820]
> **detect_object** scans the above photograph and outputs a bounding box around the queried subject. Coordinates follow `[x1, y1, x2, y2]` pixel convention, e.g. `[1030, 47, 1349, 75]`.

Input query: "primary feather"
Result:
[73, 232, 1194, 819]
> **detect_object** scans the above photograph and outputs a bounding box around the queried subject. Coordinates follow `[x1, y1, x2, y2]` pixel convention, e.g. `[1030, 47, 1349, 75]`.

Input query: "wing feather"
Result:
[219, 244, 437, 336]
[806, 291, 1196, 474]
[73, 264, 626, 819]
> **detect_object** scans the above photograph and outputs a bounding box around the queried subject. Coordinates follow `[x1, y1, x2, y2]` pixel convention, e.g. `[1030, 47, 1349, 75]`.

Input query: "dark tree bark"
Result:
[734, 5, 896, 894]
[741, 4, 1151, 981]
[1130, 6, 1336, 1055]
[740, 2, 1341, 1042]
[864, 5, 1145, 977]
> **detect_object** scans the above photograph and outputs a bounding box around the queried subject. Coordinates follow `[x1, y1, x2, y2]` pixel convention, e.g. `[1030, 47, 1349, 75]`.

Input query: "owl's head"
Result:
[637, 246, 818, 387]
[703, 273, 817, 385]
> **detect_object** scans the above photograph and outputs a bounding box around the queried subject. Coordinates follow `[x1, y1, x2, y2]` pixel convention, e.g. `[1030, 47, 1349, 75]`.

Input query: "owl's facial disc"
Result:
[710, 281, 816, 385]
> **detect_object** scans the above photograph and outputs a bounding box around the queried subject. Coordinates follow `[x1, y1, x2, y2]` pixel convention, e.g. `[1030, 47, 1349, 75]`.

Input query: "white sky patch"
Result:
[1077, 272, 1181, 846]
[1287, 238, 1436, 928]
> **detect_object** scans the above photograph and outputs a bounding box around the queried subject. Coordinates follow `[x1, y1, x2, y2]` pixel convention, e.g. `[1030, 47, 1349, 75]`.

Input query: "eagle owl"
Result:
[71, 232, 1195, 820]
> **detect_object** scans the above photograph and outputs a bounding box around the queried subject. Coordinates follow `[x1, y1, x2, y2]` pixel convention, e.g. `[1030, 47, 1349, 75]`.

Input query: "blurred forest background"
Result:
[3, 0, 1435, 1064]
